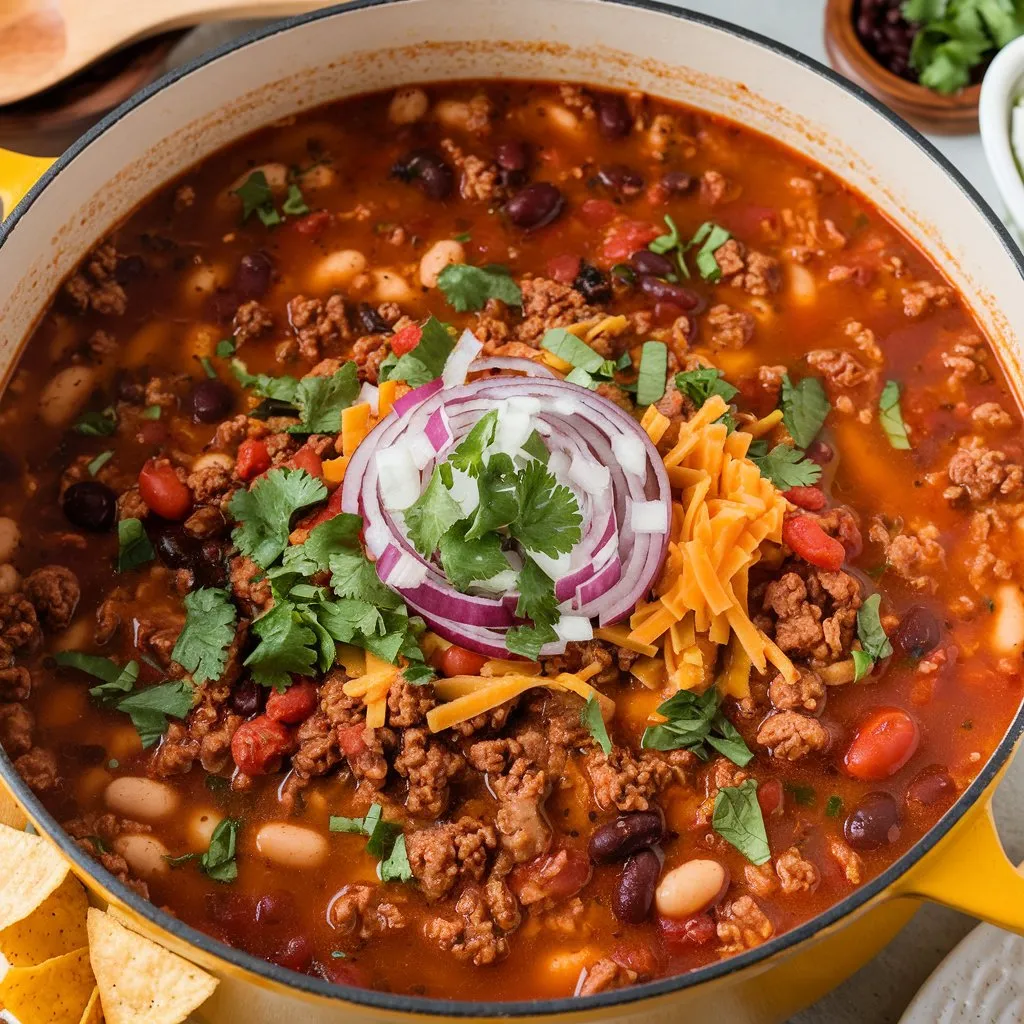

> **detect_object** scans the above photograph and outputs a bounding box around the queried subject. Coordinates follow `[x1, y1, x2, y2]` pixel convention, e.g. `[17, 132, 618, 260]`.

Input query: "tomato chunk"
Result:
[337, 723, 368, 758]
[266, 680, 318, 724]
[782, 514, 846, 571]
[601, 220, 659, 262]
[435, 644, 488, 678]
[658, 912, 716, 947]
[231, 715, 292, 775]
[756, 778, 784, 817]
[844, 707, 920, 781]
[288, 445, 323, 479]
[297, 485, 344, 532]
[391, 323, 422, 356]
[510, 848, 592, 903]
[784, 486, 827, 511]
[236, 439, 271, 481]
[546, 254, 582, 284]
[293, 210, 332, 237]
[579, 198, 617, 228]
[137, 459, 192, 521]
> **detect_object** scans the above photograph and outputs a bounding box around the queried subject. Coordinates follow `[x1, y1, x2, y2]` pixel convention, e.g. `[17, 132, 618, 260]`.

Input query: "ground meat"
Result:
[705, 303, 755, 349]
[579, 958, 637, 995]
[14, 746, 59, 792]
[713, 239, 781, 296]
[64, 242, 128, 316]
[352, 333, 390, 384]
[287, 294, 349, 361]
[744, 862, 779, 898]
[902, 280, 953, 318]
[425, 887, 508, 966]
[0, 666, 31, 702]
[319, 672, 364, 728]
[768, 667, 825, 713]
[972, 402, 1013, 430]
[484, 876, 521, 932]
[22, 566, 79, 631]
[347, 727, 391, 791]
[186, 463, 233, 505]
[586, 748, 675, 811]
[756, 711, 829, 761]
[762, 567, 861, 662]
[466, 737, 523, 774]
[329, 884, 375, 941]
[393, 727, 464, 819]
[0, 594, 41, 659]
[542, 639, 625, 688]
[183, 506, 226, 539]
[882, 527, 945, 592]
[516, 278, 596, 346]
[700, 170, 730, 205]
[716, 896, 774, 953]
[775, 847, 819, 894]
[229, 555, 273, 616]
[828, 837, 864, 884]
[407, 817, 498, 900]
[439, 139, 500, 202]
[941, 335, 990, 384]
[491, 759, 551, 864]
[762, 573, 822, 655]
[0, 702, 33, 756]
[387, 679, 436, 728]
[233, 301, 272, 346]
[148, 722, 199, 777]
[805, 348, 873, 391]
[291, 712, 341, 778]
[946, 443, 1024, 503]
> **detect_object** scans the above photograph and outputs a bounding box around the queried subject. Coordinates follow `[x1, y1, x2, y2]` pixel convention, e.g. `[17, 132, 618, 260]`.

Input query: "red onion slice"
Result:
[469, 356, 557, 378]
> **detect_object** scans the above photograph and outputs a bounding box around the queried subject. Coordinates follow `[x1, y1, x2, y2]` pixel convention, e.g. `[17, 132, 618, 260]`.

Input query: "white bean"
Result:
[38, 366, 96, 428]
[222, 162, 288, 208]
[299, 164, 335, 191]
[189, 809, 223, 847]
[389, 87, 429, 125]
[0, 518, 20, 564]
[255, 822, 328, 869]
[0, 565, 20, 596]
[309, 249, 367, 291]
[372, 269, 415, 304]
[113, 834, 170, 879]
[190, 452, 234, 473]
[419, 240, 465, 288]
[182, 263, 226, 302]
[105, 777, 180, 821]
[545, 104, 582, 135]
[993, 583, 1024, 654]
[434, 98, 474, 131]
[788, 263, 817, 306]
[655, 859, 728, 919]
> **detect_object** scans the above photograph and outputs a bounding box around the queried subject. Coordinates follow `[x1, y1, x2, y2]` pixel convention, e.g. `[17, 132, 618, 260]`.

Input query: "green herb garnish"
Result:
[879, 379, 912, 450]
[116, 518, 155, 573]
[73, 407, 117, 437]
[171, 587, 238, 685]
[713, 779, 771, 864]
[750, 444, 822, 490]
[636, 341, 668, 407]
[581, 694, 612, 755]
[781, 374, 830, 448]
[87, 451, 114, 476]
[436, 264, 522, 312]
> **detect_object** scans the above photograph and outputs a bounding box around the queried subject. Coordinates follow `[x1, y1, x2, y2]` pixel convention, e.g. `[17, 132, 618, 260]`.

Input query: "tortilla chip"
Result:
[0, 782, 28, 830]
[0, 945, 95, 1023]
[0, 825, 70, 931]
[1, 872, 89, 965]
[78, 986, 104, 1024]
[87, 908, 218, 1024]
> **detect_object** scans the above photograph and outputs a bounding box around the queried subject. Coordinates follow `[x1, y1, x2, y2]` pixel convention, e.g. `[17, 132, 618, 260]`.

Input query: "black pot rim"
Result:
[2, 0, 1023, 1016]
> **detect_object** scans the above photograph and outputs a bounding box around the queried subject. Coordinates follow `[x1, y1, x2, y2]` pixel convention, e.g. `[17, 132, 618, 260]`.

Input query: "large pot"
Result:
[2, 1, 1024, 1021]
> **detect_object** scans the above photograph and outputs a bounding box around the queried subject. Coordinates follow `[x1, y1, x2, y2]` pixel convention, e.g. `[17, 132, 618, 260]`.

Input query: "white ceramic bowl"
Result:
[980, 35, 1024, 231]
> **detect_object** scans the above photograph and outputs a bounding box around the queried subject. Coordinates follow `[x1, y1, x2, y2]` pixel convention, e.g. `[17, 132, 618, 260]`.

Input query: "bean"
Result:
[573, 262, 611, 304]
[62, 481, 117, 532]
[231, 679, 264, 717]
[371, 269, 415, 304]
[113, 834, 170, 879]
[311, 249, 367, 290]
[597, 94, 633, 138]
[0, 517, 20, 564]
[588, 811, 664, 864]
[655, 859, 728, 919]
[657, 170, 693, 195]
[613, 849, 661, 924]
[597, 164, 644, 195]
[638, 275, 701, 310]
[419, 239, 466, 288]
[844, 792, 901, 851]
[906, 766, 957, 808]
[255, 889, 296, 924]
[105, 776, 180, 820]
[892, 605, 941, 660]
[356, 303, 391, 335]
[391, 149, 454, 200]
[208, 289, 240, 324]
[0, 565, 20, 596]
[844, 706, 919, 781]
[630, 250, 675, 278]
[38, 365, 96, 428]
[388, 87, 429, 125]
[190, 379, 234, 423]
[505, 183, 565, 230]
[255, 822, 329, 869]
[189, 809, 223, 847]
[495, 140, 528, 172]
[234, 253, 273, 300]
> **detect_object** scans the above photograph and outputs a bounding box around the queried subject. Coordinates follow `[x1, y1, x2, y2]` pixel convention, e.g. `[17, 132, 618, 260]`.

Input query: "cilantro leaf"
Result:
[245, 598, 319, 689]
[581, 694, 612, 755]
[233, 170, 280, 226]
[288, 363, 360, 434]
[509, 460, 582, 557]
[329, 803, 409, 880]
[436, 264, 523, 312]
[750, 444, 823, 490]
[229, 468, 327, 568]
[116, 518, 155, 573]
[505, 623, 557, 660]
[172, 587, 237, 684]
[515, 555, 559, 628]
[403, 662, 437, 686]
[200, 817, 241, 882]
[115, 680, 195, 748]
[465, 452, 519, 540]
[281, 183, 309, 216]
[521, 430, 549, 464]
[540, 329, 605, 372]
[438, 520, 509, 590]
[857, 593, 893, 662]
[879, 379, 912, 450]
[636, 341, 668, 407]
[713, 779, 771, 864]
[380, 833, 413, 882]
[74, 407, 117, 437]
[314, 598, 384, 644]
[781, 374, 830, 448]
[689, 222, 732, 282]
[87, 451, 114, 476]
[231, 359, 300, 404]
[449, 410, 498, 478]
[281, 514, 362, 576]
[329, 547, 401, 609]
[649, 214, 681, 256]
[216, 338, 236, 358]
[53, 651, 139, 701]
[675, 368, 739, 410]
[380, 317, 454, 386]
[404, 466, 464, 556]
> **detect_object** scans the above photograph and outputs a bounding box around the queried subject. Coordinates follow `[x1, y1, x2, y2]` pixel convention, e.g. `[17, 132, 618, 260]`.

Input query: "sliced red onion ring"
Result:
[469, 356, 557, 378]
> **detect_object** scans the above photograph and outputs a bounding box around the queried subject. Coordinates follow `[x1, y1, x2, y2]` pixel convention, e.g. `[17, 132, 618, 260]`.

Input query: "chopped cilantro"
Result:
[581, 694, 612, 755]
[73, 407, 117, 437]
[329, 803, 406, 871]
[521, 430, 549, 464]
[852, 648, 875, 681]
[288, 363, 360, 434]
[141, 404, 162, 420]
[750, 444, 822, 490]
[505, 557, 559, 660]
[564, 366, 597, 389]
[172, 587, 238, 685]
[675, 367, 739, 410]
[438, 520, 509, 590]
[279, 514, 363, 576]
[689, 222, 732, 282]
[453, 231, 472, 243]
[465, 452, 519, 540]
[404, 466, 465, 556]
[215, 338, 236, 358]
[857, 593, 894, 661]
[713, 779, 770, 864]
[379, 317, 455, 387]
[231, 359, 300, 404]
[540, 328, 605, 373]
[116, 517, 155, 573]
[781, 374, 830, 449]
[649, 214, 682, 256]
[508, 459, 582, 557]
[200, 817, 241, 882]
[403, 662, 437, 686]
[825, 795, 844, 818]
[245, 597, 319, 690]
[87, 450, 114, 476]
[114, 680, 195, 748]
[380, 833, 413, 883]
[785, 783, 816, 806]
[233, 170, 280, 226]
[641, 688, 753, 767]
[449, 410, 498, 478]
[636, 341, 668, 407]
[281, 183, 309, 216]
[199, 357, 217, 380]
[436, 263, 523, 312]
[53, 651, 138, 701]
[879, 379, 912, 450]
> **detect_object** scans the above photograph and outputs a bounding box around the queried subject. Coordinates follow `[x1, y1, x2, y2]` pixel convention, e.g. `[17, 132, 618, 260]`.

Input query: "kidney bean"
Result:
[208, 289, 241, 324]
[588, 811, 664, 864]
[495, 140, 528, 172]
[613, 849, 661, 924]
[906, 765, 957, 808]
[231, 715, 292, 775]
[254, 889, 296, 925]
[630, 250, 674, 278]
[892, 605, 942, 660]
[805, 439, 835, 465]
[638, 274, 700, 310]
[436, 645, 488, 678]
[272, 935, 313, 973]
[782, 514, 846, 571]
[505, 183, 565, 230]
[190, 379, 234, 423]
[657, 170, 693, 195]
[597, 164, 644, 195]
[511, 848, 591, 903]
[196, 540, 227, 589]
[205, 890, 255, 930]
[391, 149, 454, 200]
[62, 481, 117, 532]
[138, 460, 192, 521]
[844, 707, 920, 781]
[573, 262, 612, 304]
[234, 252, 273, 300]
[784, 485, 827, 511]
[266, 680, 319, 724]
[844, 791, 901, 851]
[597, 94, 633, 138]
[356, 302, 392, 335]
[230, 679, 265, 718]
[153, 526, 195, 570]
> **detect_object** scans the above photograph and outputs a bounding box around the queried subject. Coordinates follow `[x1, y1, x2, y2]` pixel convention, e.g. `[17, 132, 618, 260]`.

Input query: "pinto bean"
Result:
[105, 776, 180, 821]
[419, 240, 466, 288]
[255, 822, 328, 869]
[655, 860, 728, 919]
[613, 849, 661, 924]
[588, 811, 664, 864]
[112, 834, 170, 879]
[38, 366, 96, 428]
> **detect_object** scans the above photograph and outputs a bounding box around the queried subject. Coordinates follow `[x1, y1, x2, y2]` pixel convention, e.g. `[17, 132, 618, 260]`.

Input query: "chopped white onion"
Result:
[493, 403, 536, 455]
[447, 468, 481, 516]
[613, 432, 648, 478]
[357, 384, 379, 416]
[363, 520, 392, 557]
[407, 433, 437, 471]
[468, 568, 520, 595]
[569, 452, 611, 496]
[630, 500, 669, 534]
[554, 615, 594, 642]
[442, 329, 484, 389]
[375, 447, 421, 510]
[386, 552, 429, 588]
[548, 450, 572, 482]
[528, 547, 572, 580]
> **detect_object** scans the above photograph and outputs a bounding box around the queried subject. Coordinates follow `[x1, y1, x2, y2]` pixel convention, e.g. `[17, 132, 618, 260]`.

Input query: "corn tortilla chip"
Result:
[0, 783, 28, 830]
[78, 986, 104, 1024]
[0, 945, 95, 1024]
[0, 872, 89, 966]
[0, 825, 70, 931]
[88, 908, 217, 1024]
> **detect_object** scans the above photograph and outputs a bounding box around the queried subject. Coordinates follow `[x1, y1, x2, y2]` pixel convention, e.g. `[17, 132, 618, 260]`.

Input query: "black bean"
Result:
[658, 170, 694, 195]
[115, 371, 146, 406]
[195, 540, 228, 589]
[114, 254, 145, 286]
[589, 811, 664, 864]
[391, 149, 454, 200]
[638, 275, 700, 310]
[234, 253, 273, 301]
[597, 164, 644, 196]
[208, 289, 240, 324]
[844, 792, 901, 851]
[356, 303, 391, 335]
[62, 481, 117, 532]
[495, 140, 528, 172]
[153, 527, 196, 570]
[505, 182, 565, 230]
[892, 606, 941, 660]
[613, 849, 660, 924]
[906, 766, 957, 808]
[231, 679, 264, 718]
[597, 94, 633, 139]
[573, 262, 612, 304]
[630, 250, 675, 278]
[190, 379, 234, 424]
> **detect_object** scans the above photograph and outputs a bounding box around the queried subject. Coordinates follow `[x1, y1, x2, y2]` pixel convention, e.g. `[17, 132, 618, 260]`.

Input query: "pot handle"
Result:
[894, 799, 1024, 935]
[0, 149, 54, 220]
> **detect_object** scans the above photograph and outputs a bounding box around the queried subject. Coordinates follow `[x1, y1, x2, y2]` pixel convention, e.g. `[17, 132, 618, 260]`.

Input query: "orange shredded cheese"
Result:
[377, 379, 402, 418]
[341, 403, 372, 457]
[342, 652, 399, 727]
[322, 456, 349, 486]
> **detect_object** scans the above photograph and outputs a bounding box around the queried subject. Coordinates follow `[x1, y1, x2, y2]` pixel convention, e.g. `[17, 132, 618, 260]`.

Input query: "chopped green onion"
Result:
[879, 379, 911, 450]
[540, 328, 605, 373]
[636, 341, 668, 407]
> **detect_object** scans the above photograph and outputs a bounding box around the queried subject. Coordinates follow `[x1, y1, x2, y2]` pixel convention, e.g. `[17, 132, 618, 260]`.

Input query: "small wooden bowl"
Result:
[824, 0, 980, 135]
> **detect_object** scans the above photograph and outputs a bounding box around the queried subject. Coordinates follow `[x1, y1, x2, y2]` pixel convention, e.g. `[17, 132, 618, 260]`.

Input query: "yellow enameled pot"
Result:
[2, 2, 1024, 1021]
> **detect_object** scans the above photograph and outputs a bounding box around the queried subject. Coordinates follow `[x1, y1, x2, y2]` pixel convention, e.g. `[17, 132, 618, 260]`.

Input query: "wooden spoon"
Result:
[0, 0, 327, 106]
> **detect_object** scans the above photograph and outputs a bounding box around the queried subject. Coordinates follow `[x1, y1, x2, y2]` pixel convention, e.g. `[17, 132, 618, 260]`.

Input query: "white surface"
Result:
[981, 35, 1024, 234]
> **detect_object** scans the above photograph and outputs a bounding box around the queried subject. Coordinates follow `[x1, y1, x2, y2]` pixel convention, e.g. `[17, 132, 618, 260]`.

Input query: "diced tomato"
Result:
[236, 439, 271, 481]
[288, 445, 323, 479]
[844, 707, 919, 781]
[510, 848, 592, 903]
[337, 724, 368, 758]
[391, 323, 422, 356]
[137, 459, 192, 521]
[435, 644, 488, 678]
[546, 254, 582, 284]
[265, 680, 318, 724]
[579, 198, 617, 228]
[293, 210, 332, 237]
[782, 514, 846, 571]
[296, 485, 344, 532]
[653, 302, 686, 327]
[138, 419, 168, 446]
[601, 220, 660, 262]
[784, 486, 827, 511]
[658, 912, 716, 947]
[231, 715, 292, 775]
[756, 778, 784, 817]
